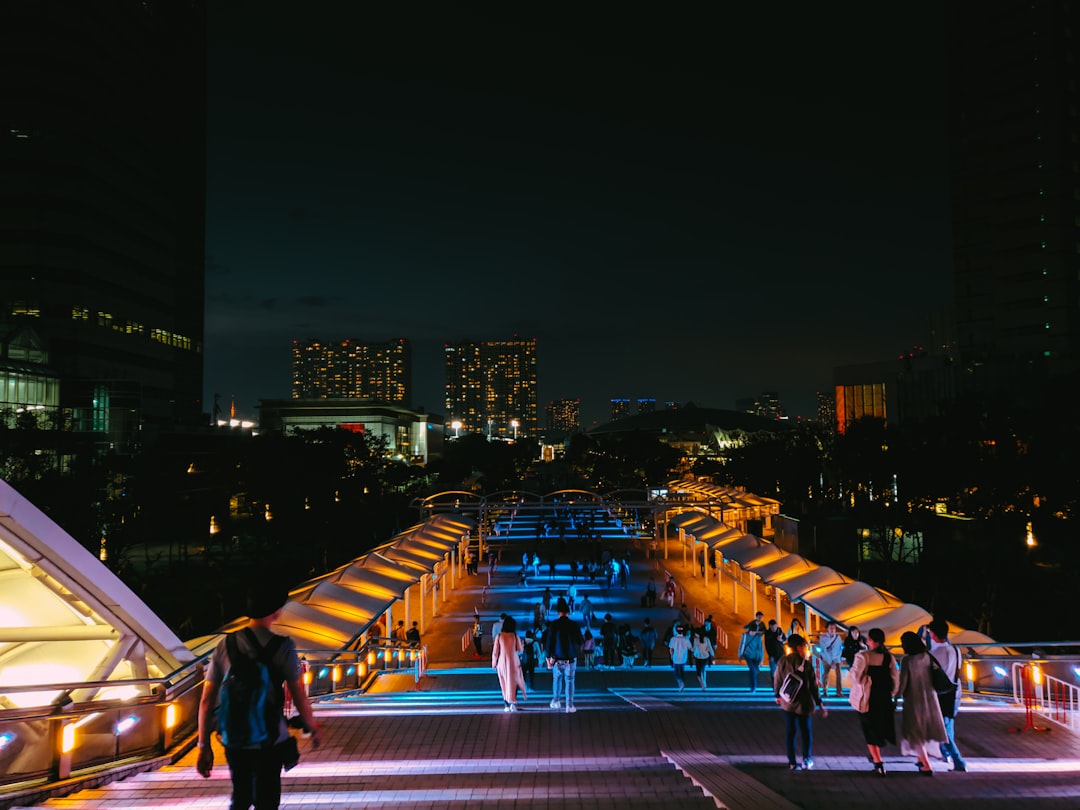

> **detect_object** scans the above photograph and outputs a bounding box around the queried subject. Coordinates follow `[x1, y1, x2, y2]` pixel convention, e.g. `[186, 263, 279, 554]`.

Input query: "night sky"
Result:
[204, 4, 952, 426]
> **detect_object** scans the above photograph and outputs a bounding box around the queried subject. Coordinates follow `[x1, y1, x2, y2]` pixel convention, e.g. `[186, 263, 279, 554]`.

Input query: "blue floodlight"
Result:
[115, 716, 138, 735]
[0, 732, 14, 749]
[318, 668, 329, 679]
[993, 665, 1008, 678]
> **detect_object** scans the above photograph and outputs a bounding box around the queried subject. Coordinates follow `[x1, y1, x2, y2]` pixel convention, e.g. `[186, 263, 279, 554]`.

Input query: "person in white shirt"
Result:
[816, 622, 845, 697]
[927, 619, 967, 771]
[668, 624, 693, 692]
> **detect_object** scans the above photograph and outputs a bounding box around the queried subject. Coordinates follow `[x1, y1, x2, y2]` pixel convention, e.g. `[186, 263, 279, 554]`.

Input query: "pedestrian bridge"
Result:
[1, 477, 1078, 809]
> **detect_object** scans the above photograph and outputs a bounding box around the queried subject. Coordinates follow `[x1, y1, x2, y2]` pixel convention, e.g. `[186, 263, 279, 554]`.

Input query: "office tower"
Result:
[545, 398, 581, 433]
[0, 1, 207, 448]
[816, 390, 836, 430]
[947, 3, 1080, 399]
[636, 397, 656, 415]
[292, 338, 411, 404]
[444, 337, 537, 438]
[609, 398, 631, 422]
[664, 401, 680, 411]
[737, 392, 785, 420]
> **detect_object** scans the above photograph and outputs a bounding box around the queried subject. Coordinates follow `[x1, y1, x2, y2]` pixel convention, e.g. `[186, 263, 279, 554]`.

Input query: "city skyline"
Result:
[204, 5, 952, 427]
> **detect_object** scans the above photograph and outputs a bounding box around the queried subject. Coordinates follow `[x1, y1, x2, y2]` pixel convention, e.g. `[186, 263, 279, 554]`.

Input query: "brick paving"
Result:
[10, 534, 1079, 809]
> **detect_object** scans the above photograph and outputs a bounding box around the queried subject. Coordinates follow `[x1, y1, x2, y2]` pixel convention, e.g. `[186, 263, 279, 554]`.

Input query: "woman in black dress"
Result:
[847, 627, 899, 775]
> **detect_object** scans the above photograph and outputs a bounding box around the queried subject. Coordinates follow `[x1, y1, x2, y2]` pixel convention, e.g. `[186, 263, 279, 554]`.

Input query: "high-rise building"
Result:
[444, 337, 537, 438]
[0, 1, 207, 449]
[636, 398, 656, 415]
[947, 3, 1080, 400]
[545, 398, 581, 433]
[292, 338, 411, 404]
[609, 398, 631, 422]
[737, 392, 786, 420]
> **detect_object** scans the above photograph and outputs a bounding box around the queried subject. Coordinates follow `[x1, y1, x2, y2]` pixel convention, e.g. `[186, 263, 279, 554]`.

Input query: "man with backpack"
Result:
[197, 585, 321, 809]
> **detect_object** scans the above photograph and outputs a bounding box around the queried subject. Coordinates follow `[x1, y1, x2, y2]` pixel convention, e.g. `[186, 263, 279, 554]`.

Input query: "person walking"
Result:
[843, 625, 868, 670]
[764, 619, 787, 683]
[492, 616, 527, 712]
[640, 618, 658, 667]
[816, 622, 845, 697]
[522, 630, 541, 689]
[773, 633, 826, 771]
[582, 630, 596, 669]
[848, 627, 899, 776]
[738, 612, 766, 692]
[544, 598, 584, 712]
[196, 585, 321, 809]
[668, 623, 692, 692]
[542, 587, 552, 618]
[897, 631, 949, 775]
[471, 613, 484, 658]
[692, 628, 715, 690]
[927, 619, 967, 771]
[579, 594, 594, 628]
[600, 613, 618, 668]
[405, 621, 421, 646]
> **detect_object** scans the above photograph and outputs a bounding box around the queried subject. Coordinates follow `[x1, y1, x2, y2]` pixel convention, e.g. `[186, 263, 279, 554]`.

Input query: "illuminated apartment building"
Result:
[292, 338, 411, 404]
[444, 338, 537, 438]
[636, 397, 656, 415]
[545, 398, 581, 433]
[609, 398, 631, 422]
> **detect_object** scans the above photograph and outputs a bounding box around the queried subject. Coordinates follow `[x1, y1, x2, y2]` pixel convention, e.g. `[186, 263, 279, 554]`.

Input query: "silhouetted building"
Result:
[444, 337, 537, 438]
[545, 398, 581, 433]
[947, 3, 1080, 403]
[636, 397, 656, 415]
[259, 399, 438, 464]
[0, 1, 207, 449]
[834, 350, 959, 434]
[292, 338, 411, 404]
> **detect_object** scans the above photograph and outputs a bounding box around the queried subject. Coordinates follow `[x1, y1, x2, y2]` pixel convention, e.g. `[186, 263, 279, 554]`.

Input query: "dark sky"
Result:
[204, 4, 952, 426]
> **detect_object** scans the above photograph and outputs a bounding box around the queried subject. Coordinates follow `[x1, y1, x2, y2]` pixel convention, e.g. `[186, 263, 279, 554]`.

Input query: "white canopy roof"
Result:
[0, 477, 194, 708]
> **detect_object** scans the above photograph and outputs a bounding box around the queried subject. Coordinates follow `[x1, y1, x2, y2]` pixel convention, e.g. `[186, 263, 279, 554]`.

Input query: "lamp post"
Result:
[510, 419, 519, 441]
[451, 420, 461, 439]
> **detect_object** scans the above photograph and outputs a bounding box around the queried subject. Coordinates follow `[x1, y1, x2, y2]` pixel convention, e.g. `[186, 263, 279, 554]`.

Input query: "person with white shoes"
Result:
[544, 598, 583, 713]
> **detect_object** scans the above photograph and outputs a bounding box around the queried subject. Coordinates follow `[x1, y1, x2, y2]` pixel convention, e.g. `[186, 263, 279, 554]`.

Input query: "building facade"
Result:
[258, 399, 438, 465]
[0, 1, 207, 448]
[444, 337, 537, 438]
[947, 3, 1080, 401]
[292, 338, 411, 404]
[545, 398, 581, 433]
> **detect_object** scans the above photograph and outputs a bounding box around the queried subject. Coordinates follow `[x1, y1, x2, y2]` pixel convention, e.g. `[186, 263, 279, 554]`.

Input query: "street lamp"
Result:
[451, 420, 461, 439]
[510, 419, 519, 441]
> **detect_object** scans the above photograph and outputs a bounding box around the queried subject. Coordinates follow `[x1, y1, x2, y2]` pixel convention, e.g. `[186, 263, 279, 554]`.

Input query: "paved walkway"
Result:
[12, 535, 1079, 809]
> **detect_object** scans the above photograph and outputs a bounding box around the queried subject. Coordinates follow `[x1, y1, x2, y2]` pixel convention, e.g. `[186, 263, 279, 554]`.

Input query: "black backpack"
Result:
[216, 628, 287, 748]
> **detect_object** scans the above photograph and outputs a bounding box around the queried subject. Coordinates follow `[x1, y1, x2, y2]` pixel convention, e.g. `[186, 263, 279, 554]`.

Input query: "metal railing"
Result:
[0, 639, 427, 806]
[1010, 660, 1080, 734]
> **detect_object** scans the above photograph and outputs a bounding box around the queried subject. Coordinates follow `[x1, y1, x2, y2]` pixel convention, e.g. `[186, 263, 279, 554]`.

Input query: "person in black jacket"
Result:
[544, 599, 584, 713]
[773, 634, 827, 771]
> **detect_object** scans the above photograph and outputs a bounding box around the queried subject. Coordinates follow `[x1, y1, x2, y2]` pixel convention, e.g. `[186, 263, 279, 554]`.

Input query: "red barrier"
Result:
[1008, 664, 1050, 734]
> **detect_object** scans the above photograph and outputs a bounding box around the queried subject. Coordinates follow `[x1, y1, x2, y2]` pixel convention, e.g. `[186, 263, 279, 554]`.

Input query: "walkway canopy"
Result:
[0, 478, 194, 708]
[219, 515, 477, 651]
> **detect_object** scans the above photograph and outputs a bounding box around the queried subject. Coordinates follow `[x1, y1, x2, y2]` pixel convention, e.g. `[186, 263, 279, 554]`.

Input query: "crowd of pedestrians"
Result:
[465, 529, 969, 780]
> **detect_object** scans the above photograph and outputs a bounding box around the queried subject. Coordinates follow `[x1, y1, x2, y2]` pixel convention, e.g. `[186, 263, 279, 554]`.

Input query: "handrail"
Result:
[0, 639, 427, 803]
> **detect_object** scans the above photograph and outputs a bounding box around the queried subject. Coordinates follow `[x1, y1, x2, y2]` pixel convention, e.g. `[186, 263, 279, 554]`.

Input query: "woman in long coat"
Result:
[848, 627, 899, 775]
[492, 615, 527, 711]
[897, 631, 948, 774]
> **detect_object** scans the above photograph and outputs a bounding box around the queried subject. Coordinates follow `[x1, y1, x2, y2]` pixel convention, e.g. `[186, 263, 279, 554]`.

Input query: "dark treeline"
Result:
[3, 388, 1077, 642]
